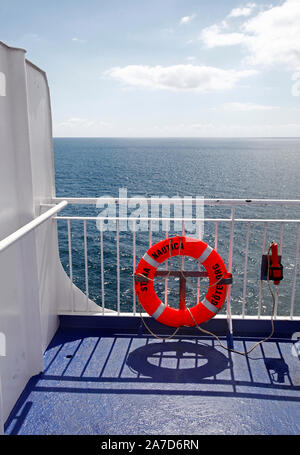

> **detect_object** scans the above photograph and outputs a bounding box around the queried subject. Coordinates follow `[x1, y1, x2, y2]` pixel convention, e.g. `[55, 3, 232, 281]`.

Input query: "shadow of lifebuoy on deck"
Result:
[126, 340, 230, 383]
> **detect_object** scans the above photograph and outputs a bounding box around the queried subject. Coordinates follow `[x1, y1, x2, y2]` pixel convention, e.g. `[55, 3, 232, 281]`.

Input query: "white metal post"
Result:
[133, 220, 136, 315]
[83, 219, 89, 311]
[100, 220, 105, 315]
[67, 219, 74, 312]
[242, 221, 251, 318]
[290, 223, 300, 318]
[227, 207, 235, 335]
[165, 220, 168, 306]
[258, 222, 267, 318]
[116, 219, 120, 315]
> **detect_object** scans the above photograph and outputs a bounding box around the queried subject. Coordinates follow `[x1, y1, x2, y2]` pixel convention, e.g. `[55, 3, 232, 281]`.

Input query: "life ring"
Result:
[134, 236, 230, 328]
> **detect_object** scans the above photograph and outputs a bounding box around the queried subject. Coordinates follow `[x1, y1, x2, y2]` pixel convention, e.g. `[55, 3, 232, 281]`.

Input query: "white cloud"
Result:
[201, 0, 300, 69]
[72, 37, 86, 43]
[228, 3, 257, 18]
[180, 14, 196, 25]
[58, 117, 95, 128]
[217, 102, 279, 111]
[57, 117, 111, 129]
[147, 121, 300, 137]
[54, 117, 113, 137]
[107, 64, 257, 92]
[201, 24, 246, 48]
[243, 0, 300, 68]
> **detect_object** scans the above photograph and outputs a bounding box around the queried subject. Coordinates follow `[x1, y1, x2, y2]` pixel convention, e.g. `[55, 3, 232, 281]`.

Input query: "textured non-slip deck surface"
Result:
[5, 326, 300, 435]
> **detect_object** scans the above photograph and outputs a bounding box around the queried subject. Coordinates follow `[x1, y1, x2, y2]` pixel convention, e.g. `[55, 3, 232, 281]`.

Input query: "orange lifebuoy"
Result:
[135, 236, 230, 328]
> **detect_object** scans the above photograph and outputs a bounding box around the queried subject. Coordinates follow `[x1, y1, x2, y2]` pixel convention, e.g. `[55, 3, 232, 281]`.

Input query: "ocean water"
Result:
[54, 138, 300, 316]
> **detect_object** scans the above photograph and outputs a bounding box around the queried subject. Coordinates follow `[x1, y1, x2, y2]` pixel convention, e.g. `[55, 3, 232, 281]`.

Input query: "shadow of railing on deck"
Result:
[5, 333, 300, 434]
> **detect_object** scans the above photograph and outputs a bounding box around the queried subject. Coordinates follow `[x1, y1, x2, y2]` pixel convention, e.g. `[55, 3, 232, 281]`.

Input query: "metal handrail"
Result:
[52, 197, 300, 206]
[0, 201, 68, 254]
[55, 216, 300, 223]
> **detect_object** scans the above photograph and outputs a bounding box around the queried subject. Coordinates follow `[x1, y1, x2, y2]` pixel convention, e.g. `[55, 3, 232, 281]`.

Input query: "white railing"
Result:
[0, 201, 68, 253]
[52, 198, 300, 327]
[53, 197, 300, 206]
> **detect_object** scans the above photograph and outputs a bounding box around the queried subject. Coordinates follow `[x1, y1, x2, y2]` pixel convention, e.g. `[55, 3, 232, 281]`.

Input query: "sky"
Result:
[1, 0, 300, 137]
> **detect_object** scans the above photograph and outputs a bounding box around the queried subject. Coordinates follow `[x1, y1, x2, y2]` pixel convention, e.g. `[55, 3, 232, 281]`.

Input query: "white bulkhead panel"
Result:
[0, 41, 44, 434]
[0, 41, 99, 434]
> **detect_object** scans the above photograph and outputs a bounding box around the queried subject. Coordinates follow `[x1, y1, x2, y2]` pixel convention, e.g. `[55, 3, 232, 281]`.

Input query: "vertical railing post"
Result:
[181, 220, 185, 271]
[226, 207, 235, 343]
[133, 220, 136, 315]
[258, 222, 267, 318]
[274, 222, 284, 318]
[100, 219, 105, 315]
[242, 221, 250, 319]
[197, 221, 203, 305]
[83, 219, 89, 311]
[214, 221, 218, 251]
[67, 219, 74, 312]
[149, 219, 152, 248]
[290, 223, 300, 319]
[165, 219, 169, 306]
[116, 218, 120, 315]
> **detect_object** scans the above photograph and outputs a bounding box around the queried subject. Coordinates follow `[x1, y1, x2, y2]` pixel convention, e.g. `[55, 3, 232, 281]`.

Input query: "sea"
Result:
[54, 138, 300, 317]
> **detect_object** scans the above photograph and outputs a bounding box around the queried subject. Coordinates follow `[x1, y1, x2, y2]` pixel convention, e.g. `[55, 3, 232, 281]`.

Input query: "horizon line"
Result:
[52, 136, 300, 139]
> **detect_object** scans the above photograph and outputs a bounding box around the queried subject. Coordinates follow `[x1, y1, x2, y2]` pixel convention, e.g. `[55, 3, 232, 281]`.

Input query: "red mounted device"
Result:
[268, 242, 283, 285]
[261, 241, 283, 285]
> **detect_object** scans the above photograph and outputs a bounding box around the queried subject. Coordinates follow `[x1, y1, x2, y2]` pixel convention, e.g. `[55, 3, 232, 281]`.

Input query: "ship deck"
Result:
[4, 316, 300, 435]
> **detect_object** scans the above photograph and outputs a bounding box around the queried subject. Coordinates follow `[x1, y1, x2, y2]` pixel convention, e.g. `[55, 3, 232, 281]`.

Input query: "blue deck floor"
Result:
[4, 316, 300, 435]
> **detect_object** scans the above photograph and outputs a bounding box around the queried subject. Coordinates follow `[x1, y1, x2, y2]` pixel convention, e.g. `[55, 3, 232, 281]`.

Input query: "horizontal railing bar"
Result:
[54, 216, 300, 223]
[57, 310, 300, 321]
[155, 271, 208, 277]
[54, 216, 229, 221]
[52, 197, 300, 206]
[0, 201, 68, 254]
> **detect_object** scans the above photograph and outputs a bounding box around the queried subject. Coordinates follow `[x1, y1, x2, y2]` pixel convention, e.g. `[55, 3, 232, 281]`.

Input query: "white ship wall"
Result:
[0, 41, 97, 434]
